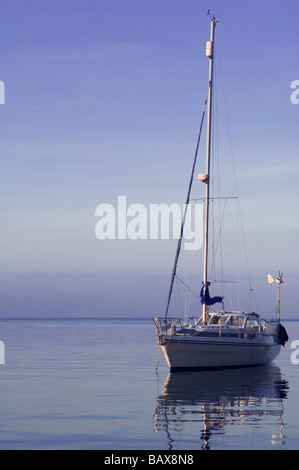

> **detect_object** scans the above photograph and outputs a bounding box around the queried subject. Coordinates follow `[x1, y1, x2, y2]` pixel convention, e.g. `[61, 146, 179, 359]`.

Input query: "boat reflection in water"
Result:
[155, 366, 289, 450]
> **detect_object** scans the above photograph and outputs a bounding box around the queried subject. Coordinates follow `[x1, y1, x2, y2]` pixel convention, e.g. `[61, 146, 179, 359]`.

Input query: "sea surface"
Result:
[0, 317, 298, 450]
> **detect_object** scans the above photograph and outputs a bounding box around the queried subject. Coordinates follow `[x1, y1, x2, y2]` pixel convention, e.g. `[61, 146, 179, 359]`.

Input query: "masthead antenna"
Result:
[207, 10, 219, 23]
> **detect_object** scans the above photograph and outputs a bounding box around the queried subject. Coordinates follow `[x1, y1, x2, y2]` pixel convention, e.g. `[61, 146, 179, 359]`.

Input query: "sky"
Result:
[0, 0, 298, 318]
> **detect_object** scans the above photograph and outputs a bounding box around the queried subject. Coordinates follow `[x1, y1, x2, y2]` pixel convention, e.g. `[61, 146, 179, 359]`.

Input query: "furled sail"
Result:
[200, 282, 222, 306]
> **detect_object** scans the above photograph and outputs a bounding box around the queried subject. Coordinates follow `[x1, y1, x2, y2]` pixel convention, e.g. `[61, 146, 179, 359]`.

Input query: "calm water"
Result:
[0, 317, 298, 450]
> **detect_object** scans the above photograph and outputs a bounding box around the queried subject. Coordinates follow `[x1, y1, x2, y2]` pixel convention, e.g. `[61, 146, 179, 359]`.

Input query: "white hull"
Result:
[161, 336, 281, 371]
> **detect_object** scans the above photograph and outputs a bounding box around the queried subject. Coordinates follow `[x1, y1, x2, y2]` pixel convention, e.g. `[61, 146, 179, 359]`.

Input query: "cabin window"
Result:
[246, 319, 259, 332]
[209, 315, 226, 325]
[228, 316, 244, 327]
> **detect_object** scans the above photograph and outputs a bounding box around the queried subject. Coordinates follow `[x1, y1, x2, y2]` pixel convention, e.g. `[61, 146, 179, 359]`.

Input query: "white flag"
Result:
[268, 274, 275, 286]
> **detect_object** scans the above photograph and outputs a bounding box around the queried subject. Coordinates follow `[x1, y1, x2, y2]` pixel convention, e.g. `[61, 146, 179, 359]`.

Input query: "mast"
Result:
[202, 15, 217, 324]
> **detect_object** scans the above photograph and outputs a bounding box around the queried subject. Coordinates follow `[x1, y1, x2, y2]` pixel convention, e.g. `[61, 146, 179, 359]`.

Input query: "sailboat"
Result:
[154, 14, 288, 371]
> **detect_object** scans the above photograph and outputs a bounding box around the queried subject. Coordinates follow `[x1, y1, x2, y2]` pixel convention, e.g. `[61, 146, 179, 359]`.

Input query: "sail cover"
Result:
[200, 282, 222, 306]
